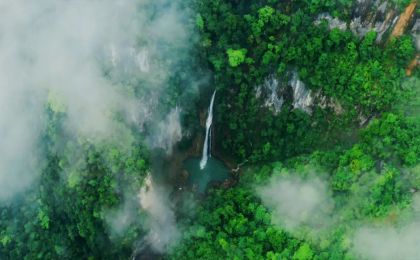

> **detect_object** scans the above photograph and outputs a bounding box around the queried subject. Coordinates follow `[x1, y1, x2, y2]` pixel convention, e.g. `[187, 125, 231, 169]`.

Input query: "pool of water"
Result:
[183, 157, 231, 193]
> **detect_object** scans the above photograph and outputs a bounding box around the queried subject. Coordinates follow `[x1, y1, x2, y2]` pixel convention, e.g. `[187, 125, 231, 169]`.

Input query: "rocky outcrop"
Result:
[315, 1, 418, 44]
[290, 72, 313, 114]
[411, 18, 420, 50]
[255, 75, 285, 114]
[350, 0, 399, 42]
[256, 72, 344, 115]
[314, 13, 347, 30]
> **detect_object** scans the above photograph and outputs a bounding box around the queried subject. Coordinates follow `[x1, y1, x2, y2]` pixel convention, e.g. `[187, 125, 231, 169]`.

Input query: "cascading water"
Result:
[199, 90, 216, 170]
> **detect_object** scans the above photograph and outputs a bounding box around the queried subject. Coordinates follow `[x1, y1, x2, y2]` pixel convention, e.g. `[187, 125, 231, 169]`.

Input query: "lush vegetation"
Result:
[0, 0, 418, 259]
[197, 0, 415, 162]
[172, 112, 420, 259]
[171, 0, 419, 259]
[0, 106, 150, 259]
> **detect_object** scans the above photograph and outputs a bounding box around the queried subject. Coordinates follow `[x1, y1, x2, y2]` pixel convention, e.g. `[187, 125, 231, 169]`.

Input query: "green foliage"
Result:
[227, 48, 247, 67]
[360, 113, 420, 166]
[37, 209, 50, 230]
[197, 0, 416, 163]
[196, 13, 204, 30]
[0, 107, 150, 259]
[171, 184, 312, 259]
[293, 243, 313, 260]
[1, 1, 418, 259]
[171, 107, 419, 258]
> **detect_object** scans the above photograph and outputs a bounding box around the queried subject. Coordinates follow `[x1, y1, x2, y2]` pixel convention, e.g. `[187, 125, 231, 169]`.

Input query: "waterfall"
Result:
[209, 127, 212, 157]
[199, 90, 216, 170]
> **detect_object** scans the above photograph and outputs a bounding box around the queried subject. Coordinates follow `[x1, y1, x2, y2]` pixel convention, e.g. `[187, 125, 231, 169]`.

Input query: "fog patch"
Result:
[138, 174, 180, 253]
[149, 107, 183, 155]
[105, 198, 139, 237]
[353, 221, 420, 260]
[257, 176, 334, 231]
[0, 0, 195, 201]
[352, 188, 420, 259]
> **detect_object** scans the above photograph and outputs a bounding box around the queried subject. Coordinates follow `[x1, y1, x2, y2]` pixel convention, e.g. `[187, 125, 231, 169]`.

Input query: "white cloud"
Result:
[0, 0, 194, 200]
[353, 221, 420, 260]
[257, 176, 334, 231]
[139, 174, 180, 252]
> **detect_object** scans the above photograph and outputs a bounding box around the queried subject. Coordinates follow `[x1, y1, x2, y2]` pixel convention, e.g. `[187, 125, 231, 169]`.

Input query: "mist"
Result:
[138, 174, 180, 253]
[351, 191, 420, 260]
[257, 175, 334, 232]
[0, 0, 196, 201]
[257, 167, 420, 259]
[0, 0, 196, 255]
[353, 221, 420, 260]
[149, 107, 183, 155]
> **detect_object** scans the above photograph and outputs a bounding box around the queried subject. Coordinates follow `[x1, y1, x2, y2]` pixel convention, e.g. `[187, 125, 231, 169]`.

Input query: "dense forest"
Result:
[0, 0, 419, 259]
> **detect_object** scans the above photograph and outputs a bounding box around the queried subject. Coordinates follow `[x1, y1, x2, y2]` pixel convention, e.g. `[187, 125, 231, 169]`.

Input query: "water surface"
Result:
[183, 157, 230, 193]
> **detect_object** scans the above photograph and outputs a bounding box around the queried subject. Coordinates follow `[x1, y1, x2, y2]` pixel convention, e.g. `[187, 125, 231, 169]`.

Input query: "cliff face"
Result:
[355, 0, 419, 74]
[412, 18, 420, 50]
[352, 0, 419, 48]
[256, 1, 418, 118]
[317, 1, 418, 48]
[350, 0, 399, 42]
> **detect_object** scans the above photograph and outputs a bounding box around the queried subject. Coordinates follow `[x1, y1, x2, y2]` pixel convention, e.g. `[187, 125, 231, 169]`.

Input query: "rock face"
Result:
[255, 73, 313, 115]
[350, 0, 399, 42]
[315, 13, 348, 30]
[315, 1, 419, 74]
[257, 1, 418, 116]
[315, 1, 420, 44]
[290, 72, 313, 114]
[255, 75, 285, 114]
[256, 72, 346, 116]
[411, 18, 420, 50]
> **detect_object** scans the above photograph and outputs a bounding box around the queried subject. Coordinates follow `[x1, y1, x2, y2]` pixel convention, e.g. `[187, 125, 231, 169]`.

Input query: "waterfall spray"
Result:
[199, 90, 216, 170]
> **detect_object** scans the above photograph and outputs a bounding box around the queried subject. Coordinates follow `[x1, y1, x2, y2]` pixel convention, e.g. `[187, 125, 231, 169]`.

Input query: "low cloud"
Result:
[0, 0, 195, 201]
[257, 175, 334, 231]
[138, 174, 180, 253]
[352, 192, 420, 260]
[353, 221, 420, 260]
[149, 107, 183, 155]
[105, 198, 139, 237]
[257, 166, 420, 258]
